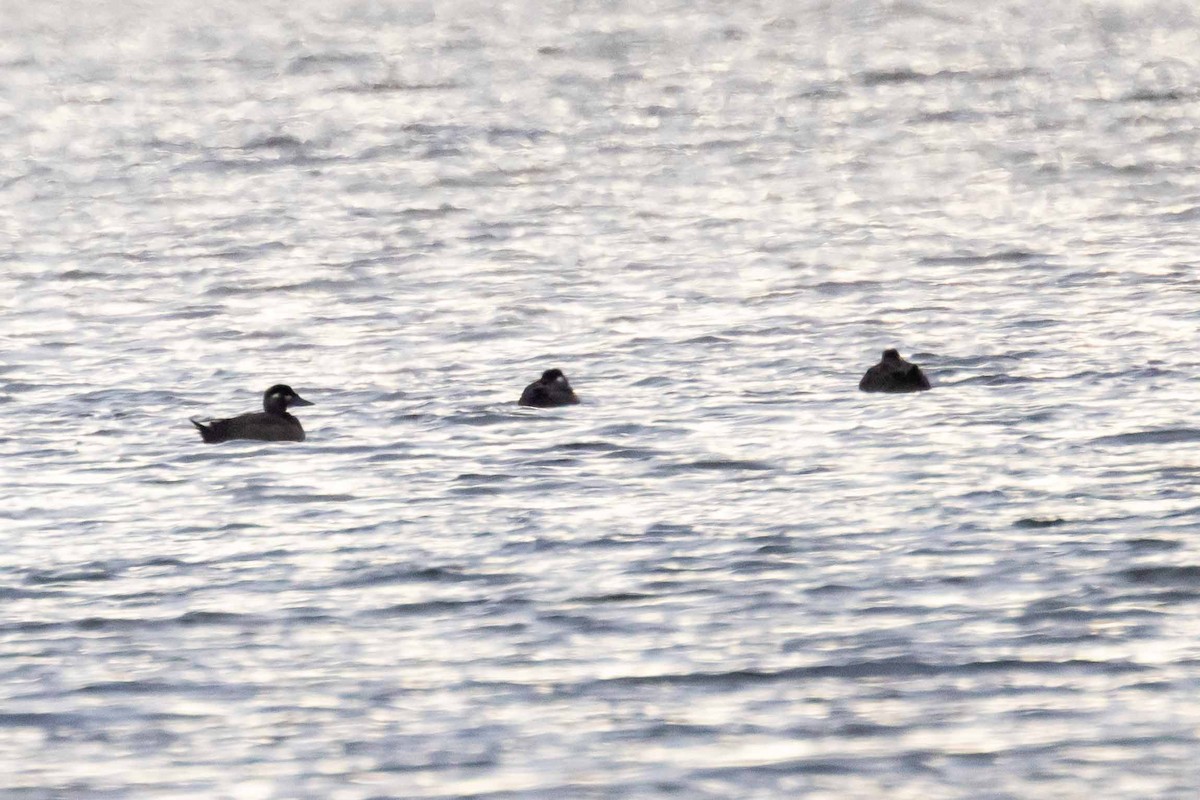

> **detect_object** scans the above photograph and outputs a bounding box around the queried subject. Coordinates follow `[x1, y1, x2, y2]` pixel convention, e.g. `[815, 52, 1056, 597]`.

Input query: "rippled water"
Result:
[5, 0, 1200, 796]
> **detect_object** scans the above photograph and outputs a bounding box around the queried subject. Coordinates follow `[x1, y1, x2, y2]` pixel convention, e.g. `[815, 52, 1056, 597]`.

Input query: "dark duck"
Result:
[519, 368, 580, 407]
[858, 349, 931, 393]
[191, 384, 314, 443]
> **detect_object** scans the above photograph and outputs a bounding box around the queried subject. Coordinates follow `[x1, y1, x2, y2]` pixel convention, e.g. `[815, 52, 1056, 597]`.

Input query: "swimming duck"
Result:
[858, 349, 931, 393]
[519, 368, 580, 407]
[191, 384, 314, 443]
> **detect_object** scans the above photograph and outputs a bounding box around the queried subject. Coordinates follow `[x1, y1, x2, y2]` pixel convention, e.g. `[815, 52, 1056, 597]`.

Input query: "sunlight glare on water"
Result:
[4, 0, 1200, 797]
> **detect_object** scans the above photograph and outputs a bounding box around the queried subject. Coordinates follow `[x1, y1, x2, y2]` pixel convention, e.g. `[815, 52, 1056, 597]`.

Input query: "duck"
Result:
[191, 384, 314, 443]
[519, 368, 580, 407]
[858, 349, 931, 393]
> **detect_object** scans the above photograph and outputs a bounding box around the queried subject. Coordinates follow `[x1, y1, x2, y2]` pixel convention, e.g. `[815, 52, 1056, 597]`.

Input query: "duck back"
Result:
[519, 380, 579, 407]
[191, 412, 306, 443]
[858, 351, 931, 393]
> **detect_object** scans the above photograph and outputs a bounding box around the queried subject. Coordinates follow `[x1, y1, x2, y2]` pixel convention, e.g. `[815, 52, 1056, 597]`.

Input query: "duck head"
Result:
[263, 384, 314, 415]
[541, 368, 568, 386]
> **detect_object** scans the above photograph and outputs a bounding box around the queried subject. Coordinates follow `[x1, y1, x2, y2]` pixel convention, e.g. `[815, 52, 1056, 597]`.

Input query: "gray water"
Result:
[4, 0, 1200, 797]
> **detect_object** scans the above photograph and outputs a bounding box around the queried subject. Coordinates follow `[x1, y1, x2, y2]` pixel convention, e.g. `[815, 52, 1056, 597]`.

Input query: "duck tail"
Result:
[190, 417, 219, 443]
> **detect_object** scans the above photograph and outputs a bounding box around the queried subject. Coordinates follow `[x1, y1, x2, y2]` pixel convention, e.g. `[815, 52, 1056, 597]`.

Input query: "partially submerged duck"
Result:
[519, 368, 579, 407]
[191, 384, 314, 443]
[858, 349, 931, 393]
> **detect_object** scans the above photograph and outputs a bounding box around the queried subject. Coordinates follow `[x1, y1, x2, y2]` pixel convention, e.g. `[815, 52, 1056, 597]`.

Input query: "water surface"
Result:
[4, 0, 1200, 797]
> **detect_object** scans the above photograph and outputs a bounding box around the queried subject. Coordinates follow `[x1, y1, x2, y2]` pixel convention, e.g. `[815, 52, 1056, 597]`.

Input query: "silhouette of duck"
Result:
[191, 384, 314, 443]
[858, 349, 931, 393]
[519, 368, 579, 407]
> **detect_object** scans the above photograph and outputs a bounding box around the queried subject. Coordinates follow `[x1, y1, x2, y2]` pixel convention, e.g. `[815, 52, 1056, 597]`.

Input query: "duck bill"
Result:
[291, 395, 315, 407]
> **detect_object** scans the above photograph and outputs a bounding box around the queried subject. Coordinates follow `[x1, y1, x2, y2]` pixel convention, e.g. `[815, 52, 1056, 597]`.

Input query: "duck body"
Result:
[191, 384, 314, 443]
[858, 349, 931, 393]
[519, 368, 580, 407]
